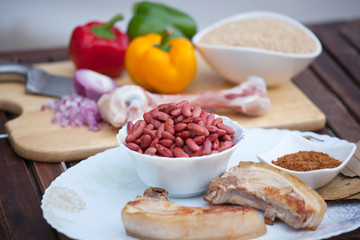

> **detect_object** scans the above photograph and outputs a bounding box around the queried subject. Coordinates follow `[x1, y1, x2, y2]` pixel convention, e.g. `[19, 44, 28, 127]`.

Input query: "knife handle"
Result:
[0, 63, 32, 82]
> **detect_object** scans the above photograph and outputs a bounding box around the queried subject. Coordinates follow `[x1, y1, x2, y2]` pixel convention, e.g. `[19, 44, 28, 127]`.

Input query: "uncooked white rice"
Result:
[199, 17, 317, 54]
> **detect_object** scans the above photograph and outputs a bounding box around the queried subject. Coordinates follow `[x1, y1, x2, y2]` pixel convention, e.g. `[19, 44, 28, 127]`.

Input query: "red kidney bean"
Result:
[173, 147, 189, 157]
[183, 145, 193, 156]
[144, 147, 157, 155]
[170, 108, 182, 117]
[143, 128, 156, 139]
[132, 120, 146, 139]
[192, 106, 202, 117]
[179, 130, 191, 139]
[174, 123, 187, 132]
[145, 123, 154, 130]
[159, 139, 173, 148]
[176, 115, 185, 123]
[206, 125, 219, 133]
[176, 100, 188, 109]
[213, 118, 223, 126]
[149, 138, 159, 148]
[143, 112, 151, 123]
[186, 123, 205, 136]
[189, 130, 197, 139]
[162, 131, 175, 141]
[144, 112, 161, 128]
[186, 138, 200, 152]
[165, 119, 175, 135]
[194, 135, 206, 145]
[151, 110, 170, 121]
[133, 119, 142, 129]
[158, 103, 177, 114]
[126, 142, 139, 151]
[202, 125, 210, 137]
[216, 122, 235, 135]
[191, 149, 206, 157]
[184, 116, 202, 123]
[175, 136, 184, 147]
[140, 135, 152, 149]
[198, 120, 205, 127]
[203, 139, 212, 155]
[218, 140, 235, 152]
[166, 104, 178, 114]
[207, 133, 219, 142]
[222, 134, 232, 142]
[181, 103, 192, 118]
[217, 129, 227, 137]
[156, 123, 165, 139]
[127, 121, 134, 134]
[125, 133, 136, 143]
[200, 110, 208, 123]
[155, 144, 173, 157]
[213, 139, 220, 150]
[206, 113, 215, 126]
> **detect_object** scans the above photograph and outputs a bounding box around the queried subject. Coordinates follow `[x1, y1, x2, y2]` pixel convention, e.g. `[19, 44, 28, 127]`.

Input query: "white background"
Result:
[1, 0, 360, 52]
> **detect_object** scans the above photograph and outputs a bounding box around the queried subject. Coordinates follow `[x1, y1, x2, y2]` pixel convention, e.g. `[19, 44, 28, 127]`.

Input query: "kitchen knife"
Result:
[0, 62, 75, 98]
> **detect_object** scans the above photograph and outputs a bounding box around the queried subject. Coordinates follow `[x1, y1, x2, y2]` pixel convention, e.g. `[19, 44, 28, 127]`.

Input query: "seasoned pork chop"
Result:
[204, 162, 327, 230]
[122, 187, 267, 240]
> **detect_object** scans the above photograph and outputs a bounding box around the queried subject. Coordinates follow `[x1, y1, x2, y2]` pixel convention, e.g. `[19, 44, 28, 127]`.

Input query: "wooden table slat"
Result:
[294, 69, 360, 142]
[310, 50, 360, 122]
[0, 111, 6, 134]
[32, 162, 66, 194]
[0, 137, 56, 240]
[310, 23, 360, 86]
[0, 203, 11, 240]
[340, 20, 360, 52]
[0, 48, 69, 65]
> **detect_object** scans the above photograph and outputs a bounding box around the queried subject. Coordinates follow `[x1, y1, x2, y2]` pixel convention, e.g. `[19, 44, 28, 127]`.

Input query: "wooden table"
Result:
[1, 19, 360, 240]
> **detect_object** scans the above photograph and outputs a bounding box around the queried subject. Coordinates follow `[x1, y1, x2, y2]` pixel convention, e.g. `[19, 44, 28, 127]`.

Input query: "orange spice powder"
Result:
[271, 151, 342, 171]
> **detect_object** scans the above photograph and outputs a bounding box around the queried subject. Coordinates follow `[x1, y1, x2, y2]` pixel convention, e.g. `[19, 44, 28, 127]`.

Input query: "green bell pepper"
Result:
[127, 1, 197, 40]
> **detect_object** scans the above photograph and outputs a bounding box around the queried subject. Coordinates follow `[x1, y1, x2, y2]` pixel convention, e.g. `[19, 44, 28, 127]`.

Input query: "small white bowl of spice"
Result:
[193, 11, 322, 87]
[257, 132, 356, 189]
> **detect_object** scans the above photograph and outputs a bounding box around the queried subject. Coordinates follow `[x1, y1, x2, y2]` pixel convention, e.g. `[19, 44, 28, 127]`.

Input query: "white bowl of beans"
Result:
[117, 101, 245, 197]
[257, 132, 356, 189]
[193, 11, 322, 87]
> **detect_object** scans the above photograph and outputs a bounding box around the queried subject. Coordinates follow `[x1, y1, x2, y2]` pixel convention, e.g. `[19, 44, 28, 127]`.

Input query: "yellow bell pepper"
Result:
[125, 28, 197, 94]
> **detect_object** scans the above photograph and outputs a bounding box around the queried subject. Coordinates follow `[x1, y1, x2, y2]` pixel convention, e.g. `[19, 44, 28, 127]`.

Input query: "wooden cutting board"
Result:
[0, 54, 325, 162]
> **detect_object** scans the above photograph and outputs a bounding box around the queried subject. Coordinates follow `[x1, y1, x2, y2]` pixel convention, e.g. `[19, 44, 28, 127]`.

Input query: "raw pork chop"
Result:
[204, 162, 327, 230]
[122, 187, 267, 240]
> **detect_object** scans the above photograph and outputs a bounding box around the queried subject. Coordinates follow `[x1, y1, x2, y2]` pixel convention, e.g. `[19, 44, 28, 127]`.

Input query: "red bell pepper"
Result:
[69, 14, 129, 78]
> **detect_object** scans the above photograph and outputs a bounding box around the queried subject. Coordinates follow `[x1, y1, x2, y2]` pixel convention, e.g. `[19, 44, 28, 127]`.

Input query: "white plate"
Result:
[41, 128, 360, 240]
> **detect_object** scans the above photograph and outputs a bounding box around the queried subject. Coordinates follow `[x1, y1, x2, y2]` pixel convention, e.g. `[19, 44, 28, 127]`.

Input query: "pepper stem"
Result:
[104, 14, 124, 30]
[91, 14, 124, 40]
[155, 27, 173, 52]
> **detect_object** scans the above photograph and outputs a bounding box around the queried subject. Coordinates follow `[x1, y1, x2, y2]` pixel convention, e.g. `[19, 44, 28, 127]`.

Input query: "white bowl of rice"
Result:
[193, 11, 322, 87]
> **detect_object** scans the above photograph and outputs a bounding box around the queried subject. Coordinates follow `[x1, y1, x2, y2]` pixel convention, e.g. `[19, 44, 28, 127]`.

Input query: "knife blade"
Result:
[0, 62, 75, 98]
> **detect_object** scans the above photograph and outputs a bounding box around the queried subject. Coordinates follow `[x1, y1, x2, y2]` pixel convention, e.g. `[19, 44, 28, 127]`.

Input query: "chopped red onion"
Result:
[41, 93, 103, 131]
[74, 69, 118, 101]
